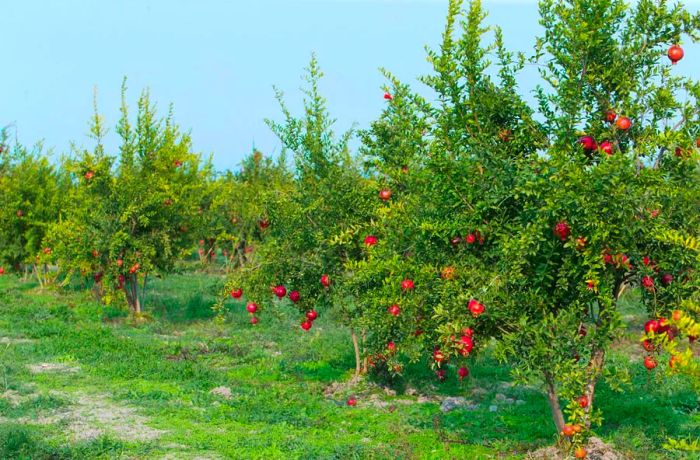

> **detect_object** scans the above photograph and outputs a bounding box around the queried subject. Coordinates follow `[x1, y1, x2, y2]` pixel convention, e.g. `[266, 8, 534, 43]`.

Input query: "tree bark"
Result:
[583, 347, 605, 429]
[351, 330, 361, 379]
[125, 274, 141, 314]
[544, 371, 566, 434]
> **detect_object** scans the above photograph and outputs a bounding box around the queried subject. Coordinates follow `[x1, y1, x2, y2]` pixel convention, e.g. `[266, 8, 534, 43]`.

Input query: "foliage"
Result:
[0, 128, 68, 281]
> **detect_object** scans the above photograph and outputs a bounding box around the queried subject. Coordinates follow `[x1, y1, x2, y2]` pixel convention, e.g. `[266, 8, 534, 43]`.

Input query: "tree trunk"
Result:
[544, 371, 566, 434]
[583, 347, 605, 429]
[351, 330, 361, 379]
[125, 274, 142, 314]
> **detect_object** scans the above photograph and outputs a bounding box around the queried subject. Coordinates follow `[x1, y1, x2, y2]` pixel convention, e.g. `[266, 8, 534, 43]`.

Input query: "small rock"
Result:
[515, 399, 526, 405]
[405, 387, 418, 396]
[470, 387, 488, 398]
[495, 393, 507, 401]
[489, 405, 498, 412]
[417, 396, 432, 404]
[209, 386, 232, 400]
[383, 387, 396, 397]
[440, 397, 470, 413]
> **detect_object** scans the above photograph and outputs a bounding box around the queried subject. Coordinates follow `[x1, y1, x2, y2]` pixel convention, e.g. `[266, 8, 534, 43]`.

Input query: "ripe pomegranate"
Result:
[672, 310, 681, 322]
[574, 447, 587, 459]
[289, 290, 300, 303]
[667, 44, 684, 64]
[129, 263, 140, 274]
[379, 189, 392, 201]
[465, 233, 476, 244]
[306, 310, 318, 321]
[578, 135, 597, 152]
[273, 285, 287, 299]
[578, 325, 587, 337]
[246, 303, 258, 314]
[462, 327, 474, 337]
[616, 116, 631, 131]
[0, 267, 5, 275]
[669, 355, 679, 369]
[92, 249, 99, 258]
[642, 256, 651, 266]
[553, 221, 571, 241]
[383, 92, 392, 100]
[401, 279, 415, 291]
[386, 341, 396, 353]
[562, 425, 576, 437]
[458, 366, 469, 380]
[347, 397, 357, 406]
[93, 272, 103, 283]
[661, 273, 673, 286]
[301, 320, 312, 331]
[644, 319, 660, 334]
[643, 355, 657, 370]
[642, 340, 655, 352]
[498, 128, 512, 142]
[388, 304, 401, 316]
[641, 276, 654, 291]
[320, 274, 331, 288]
[441, 266, 456, 280]
[174, 159, 182, 167]
[231, 288, 243, 299]
[577, 395, 589, 408]
[258, 218, 270, 230]
[460, 335, 474, 354]
[433, 348, 445, 363]
[599, 140, 613, 156]
[468, 299, 485, 317]
[250, 316, 259, 325]
[364, 235, 378, 247]
[605, 109, 617, 123]
[117, 259, 124, 267]
[84, 171, 94, 180]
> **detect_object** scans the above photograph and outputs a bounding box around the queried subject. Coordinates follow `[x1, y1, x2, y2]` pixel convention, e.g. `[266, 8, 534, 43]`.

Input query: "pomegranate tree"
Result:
[47, 82, 209, 315]
[351, 0, 699, 456]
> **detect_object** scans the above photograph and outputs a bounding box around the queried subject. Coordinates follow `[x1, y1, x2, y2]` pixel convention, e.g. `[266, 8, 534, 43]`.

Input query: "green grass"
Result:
[0, 273, 697, 459]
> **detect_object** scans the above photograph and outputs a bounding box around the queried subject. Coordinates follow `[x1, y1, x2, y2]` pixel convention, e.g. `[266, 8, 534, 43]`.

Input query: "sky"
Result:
[1, 1, 698, 171]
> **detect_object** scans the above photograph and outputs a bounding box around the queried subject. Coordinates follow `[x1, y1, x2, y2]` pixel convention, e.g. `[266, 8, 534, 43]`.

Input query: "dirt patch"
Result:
[209, 386, 233, 400]
[0, 390, 33, 407]
[27, 362, 80, 374]
[0, 336, 35, 345]
[1, 391, 165, 442]
[527, 437, 626, 460]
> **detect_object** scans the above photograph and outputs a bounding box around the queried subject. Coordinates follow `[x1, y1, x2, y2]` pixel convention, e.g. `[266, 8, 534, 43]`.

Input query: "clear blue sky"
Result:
[2, 1, 698, 171]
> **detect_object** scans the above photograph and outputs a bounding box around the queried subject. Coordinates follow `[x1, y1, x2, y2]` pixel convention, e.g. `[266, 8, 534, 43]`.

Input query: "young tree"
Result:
[221, 55, 376, 376]
[195, 150, 291, 269]
[47, 83, 211, 315]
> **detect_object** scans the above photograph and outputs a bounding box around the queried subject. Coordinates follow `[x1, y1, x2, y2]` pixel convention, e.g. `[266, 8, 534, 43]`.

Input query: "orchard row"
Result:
[2, 0, 699, 457]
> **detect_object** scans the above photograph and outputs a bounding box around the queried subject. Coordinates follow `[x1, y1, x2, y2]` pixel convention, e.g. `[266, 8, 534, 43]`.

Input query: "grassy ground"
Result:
[0, 272, 697, 459]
